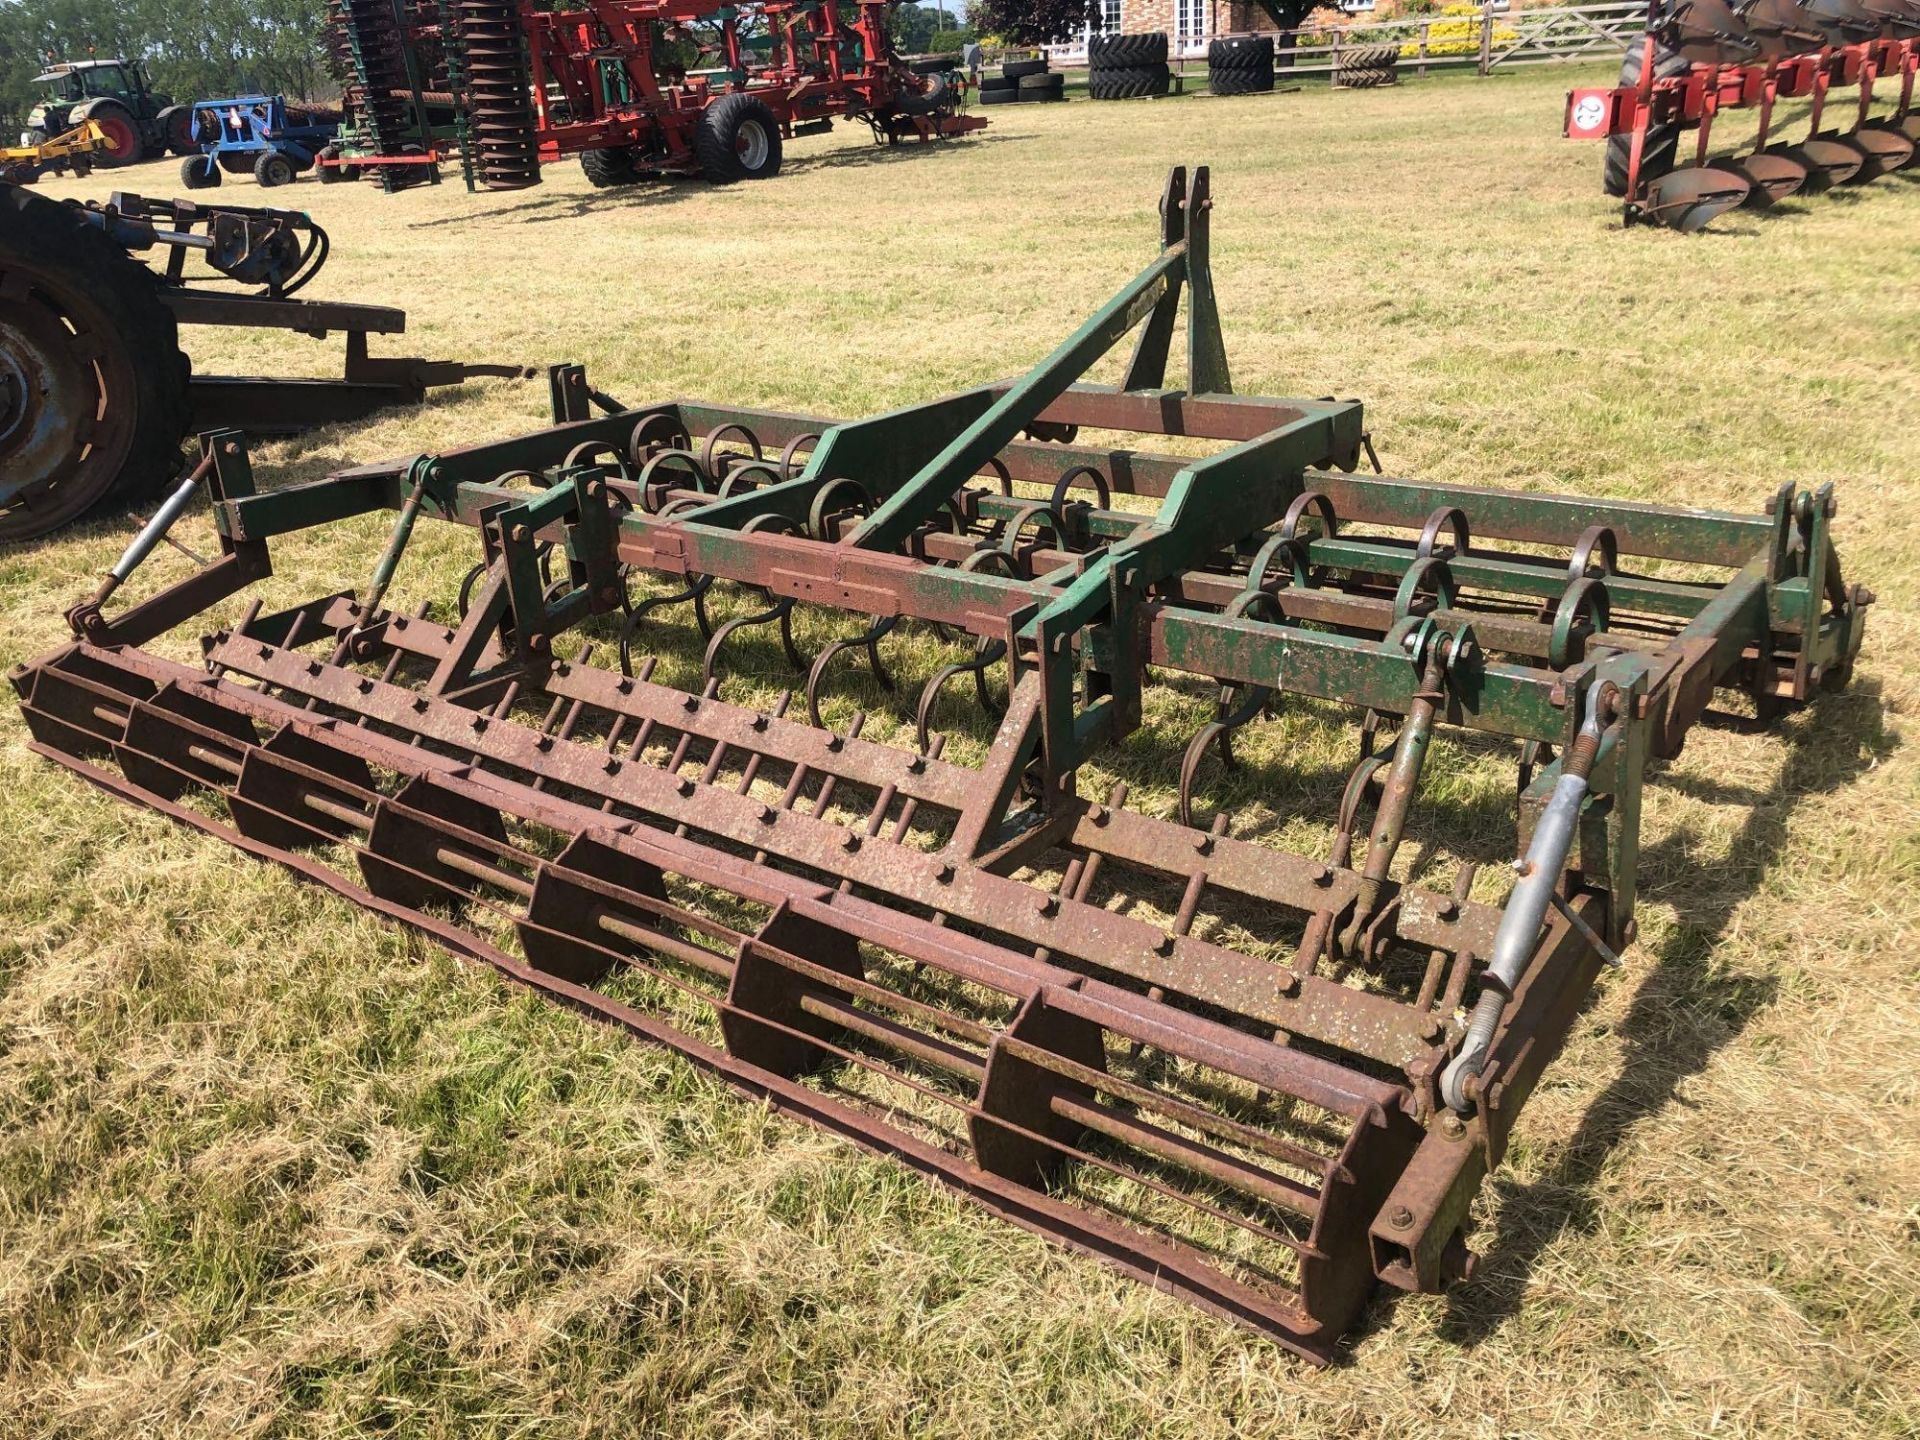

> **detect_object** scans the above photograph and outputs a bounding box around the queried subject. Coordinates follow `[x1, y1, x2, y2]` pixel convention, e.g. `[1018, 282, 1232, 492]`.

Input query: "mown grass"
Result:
[4, 62, 1919, 1437]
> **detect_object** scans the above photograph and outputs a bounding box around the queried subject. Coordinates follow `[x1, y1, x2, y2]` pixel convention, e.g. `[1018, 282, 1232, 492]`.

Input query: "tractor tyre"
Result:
[979, 75, 1019, 93]
[1208, 35, 1274, 70]
[1089, 32, 1169, 66]
[1335, 66, 1399, 88]
[1088, 64, 1172, 100]
[156, 104, 196, 156]
[1018, 72, 1066, 95]
[1338, 43, 1403, 69]
[0, 186, 191, 542]
[1604, 44, 1691, 196]
[696, 94, 783, 183]
[316, 144, 343, 183]
[180, 156, 222, 189]
[84, 104, 144, 167]
[580, 146, 641, 187]
[980, 86, 1021, 105]
[254, 151, 297, 187]
[1209, 66, 1275, 96]
[1002, 57, 1050, 80]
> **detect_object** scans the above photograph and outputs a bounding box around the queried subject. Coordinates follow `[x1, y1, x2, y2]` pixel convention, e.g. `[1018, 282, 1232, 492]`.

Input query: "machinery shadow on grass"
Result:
[409, 133, 1022, 230]
[1424, 679, 1895, 1350]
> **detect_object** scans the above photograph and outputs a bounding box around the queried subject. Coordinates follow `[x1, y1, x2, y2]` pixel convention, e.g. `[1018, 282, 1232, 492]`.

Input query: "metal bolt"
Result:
[604, 757, 621, 774]
[412, 697, 429, 713]
[840, 831, 860, 851]
[750, 712, 769, 731]
[527, 633, 549, 653]
[935, 861, 954, 883]
[1037, 894, 1058, 916]
[1389, 1205, 1414, 1230]
[907, 755, 925, 773]
[826, 733, 844, 752]
[1155, 933, 1176, 955]
[1439, 1112, 1465, 1139]
[512, 525, 531, 543]
[1310, 864, 1331, 886]
[681, 693, 698, 711]
[756, 803, 774, 823]
[1089, 804, 1107, 824]
[675, 777, 694, 795]
[617, 677, 633, 694]
[1194, 834, 1213, 855]
[1436, 898, 1456, 920]
[471, 715, 487, 732]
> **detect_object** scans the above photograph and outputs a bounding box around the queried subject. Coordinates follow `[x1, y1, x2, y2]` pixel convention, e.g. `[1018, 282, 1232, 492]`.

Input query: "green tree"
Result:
[964, 0, 1091, 45]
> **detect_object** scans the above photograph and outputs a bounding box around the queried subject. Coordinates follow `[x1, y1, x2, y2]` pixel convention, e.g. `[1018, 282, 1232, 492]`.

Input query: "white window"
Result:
[1094, 0, 1121, 32]
[1175, 0, 1209, 52]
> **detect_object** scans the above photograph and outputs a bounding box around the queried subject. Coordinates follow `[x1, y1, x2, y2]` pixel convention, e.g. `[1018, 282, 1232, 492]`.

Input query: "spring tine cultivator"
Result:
[14, 169, 1870, 1360]
[1566, 0, 1920, 228]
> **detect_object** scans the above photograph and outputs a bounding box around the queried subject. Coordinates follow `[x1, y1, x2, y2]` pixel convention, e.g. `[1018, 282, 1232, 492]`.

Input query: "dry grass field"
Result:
[4, 61, 1919, 1437]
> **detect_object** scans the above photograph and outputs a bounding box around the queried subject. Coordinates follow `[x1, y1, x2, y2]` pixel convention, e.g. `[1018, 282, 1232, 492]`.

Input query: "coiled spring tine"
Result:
[619, 573, 715, 676]
[806, 614, 900, 729]
[1177, 682, 1271, 827]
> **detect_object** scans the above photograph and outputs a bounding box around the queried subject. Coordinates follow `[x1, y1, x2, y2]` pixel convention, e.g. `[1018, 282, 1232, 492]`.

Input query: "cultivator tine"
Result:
[915, 638, 1009, 753]
[1177, 683, 1271, 828]
[17, 169, 1873, 1359]
[804, 615, 900, 729]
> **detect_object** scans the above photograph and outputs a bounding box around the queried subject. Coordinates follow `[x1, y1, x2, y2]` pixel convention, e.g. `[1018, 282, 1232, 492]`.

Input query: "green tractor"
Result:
[21, 59, 194, 168]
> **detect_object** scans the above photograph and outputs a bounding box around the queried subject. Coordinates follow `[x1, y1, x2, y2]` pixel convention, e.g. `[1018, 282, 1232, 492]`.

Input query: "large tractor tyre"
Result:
[1338, 43, 1403, 69]
[0, 187, 191, 543]
[81, 104, 144, 167]
[580, 146, 641, 187]
[908, 56, 959, 75]
[180, 156, 222, 189]
[1018, 72, 1066, 95]
[979, 75, 1019, 93]
[696, 94, 783, 183]
[1002, 57, 1050, 80]
[155, 104, 196, 156]
[254, 151, 297, 187]
[1089, 64, 1172, 100]
[895, 71, 956, 117]
[1335, 65, 1399, 88]
[1604, 44, 1691, 195]
[1208, 34, 1275, 70]
[316, 145, 344, 183]
[980, 86, 1021, 105]
[1209, 66, 1275, 96]
[1089, 32, 1169, 67]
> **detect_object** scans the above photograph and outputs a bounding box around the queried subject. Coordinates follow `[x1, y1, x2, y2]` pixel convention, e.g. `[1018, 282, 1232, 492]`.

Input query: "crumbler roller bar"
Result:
[12, 167, 1870, 1362]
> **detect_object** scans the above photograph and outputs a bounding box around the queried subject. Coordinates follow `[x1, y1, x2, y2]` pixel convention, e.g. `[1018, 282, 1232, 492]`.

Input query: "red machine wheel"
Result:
[88, 107, 145, 167]
[696, 94, 783, 183]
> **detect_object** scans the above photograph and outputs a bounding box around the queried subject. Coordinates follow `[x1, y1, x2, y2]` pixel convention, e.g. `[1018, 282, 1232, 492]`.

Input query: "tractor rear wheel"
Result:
[0, 187, 190, 543]
[156, 105, 196, 156]
[696, 94, 783, 184]
[87, 105, 145, 167]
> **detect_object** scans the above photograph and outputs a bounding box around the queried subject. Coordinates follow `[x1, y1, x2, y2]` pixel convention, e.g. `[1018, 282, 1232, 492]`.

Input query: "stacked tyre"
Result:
[1333, 42, 1400, 88]
[981, 56, 1066, 105]
[1088, 33, 1171, 101]
[1207, 35, 1274, 96]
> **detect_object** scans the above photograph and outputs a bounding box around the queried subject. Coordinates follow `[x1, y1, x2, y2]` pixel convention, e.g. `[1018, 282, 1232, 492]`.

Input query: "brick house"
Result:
[1067, 0, 1372, 58]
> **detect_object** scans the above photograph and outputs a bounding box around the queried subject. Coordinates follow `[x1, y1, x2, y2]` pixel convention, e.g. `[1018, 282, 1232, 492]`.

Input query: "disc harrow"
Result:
[1565, 0, 1919, 228]
[13, 168, 1871, 1360]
